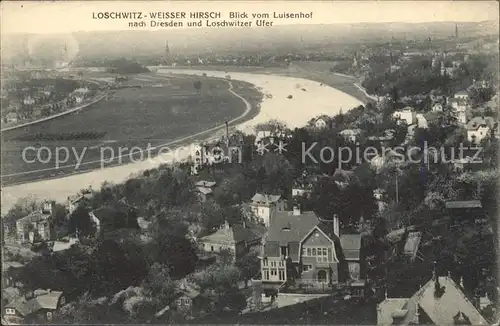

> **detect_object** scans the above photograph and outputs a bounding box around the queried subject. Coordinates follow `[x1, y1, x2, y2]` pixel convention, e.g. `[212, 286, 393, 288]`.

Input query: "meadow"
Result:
[1, 73, 262, 184]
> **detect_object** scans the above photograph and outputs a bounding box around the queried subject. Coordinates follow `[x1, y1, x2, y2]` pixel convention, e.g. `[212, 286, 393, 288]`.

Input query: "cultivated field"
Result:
[1, 73, 261, 184]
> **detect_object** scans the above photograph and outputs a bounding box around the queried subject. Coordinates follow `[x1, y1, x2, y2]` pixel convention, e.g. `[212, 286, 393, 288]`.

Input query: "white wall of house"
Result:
[202, 242, 236, 253]
[315, 119, 327, 129]
[457, 111, 467, 124]
[467, 127, 490, 143]
[392, 110, 415, 125]
[292, 188, 312, 197]
[432, 103, 443, 112]
[261, 258, 286, 282]
[251, 204, 273, 227]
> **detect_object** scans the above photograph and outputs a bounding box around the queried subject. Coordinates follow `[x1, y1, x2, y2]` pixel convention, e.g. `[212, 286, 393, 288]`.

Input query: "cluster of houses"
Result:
[3, 82, 91, 124]
[192, 171, 366, 300]
[431, 90, 499, 143]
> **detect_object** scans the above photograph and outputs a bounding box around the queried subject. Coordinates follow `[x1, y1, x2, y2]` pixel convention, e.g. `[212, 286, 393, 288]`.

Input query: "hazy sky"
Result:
[2, 1, 498, 34]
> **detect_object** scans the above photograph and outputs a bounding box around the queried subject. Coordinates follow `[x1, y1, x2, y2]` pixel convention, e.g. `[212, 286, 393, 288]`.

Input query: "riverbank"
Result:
[1, 86, 107, 132]
[1, 70, 362, 214]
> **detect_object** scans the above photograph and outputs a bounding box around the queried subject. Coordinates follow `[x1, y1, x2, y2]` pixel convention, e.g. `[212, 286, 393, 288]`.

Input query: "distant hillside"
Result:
[2, 21, 498, 64]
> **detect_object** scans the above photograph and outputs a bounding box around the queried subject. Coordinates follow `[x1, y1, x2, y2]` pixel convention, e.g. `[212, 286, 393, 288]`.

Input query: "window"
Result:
[211, 246, 214, 252]
[263, 260, 268, 267]
[271, 261, 276, 268]
[5, 308, 15, 315]
[302, 265, 312, 272]
[263, 269, 270, 280]
[278, 261, 284, 267]
[312, 248, 316, 256]
[279, 270, 285, 281]
[271, 269, 277, 276]
[307, 248, 311, 256]
[317, 247, 329, 263]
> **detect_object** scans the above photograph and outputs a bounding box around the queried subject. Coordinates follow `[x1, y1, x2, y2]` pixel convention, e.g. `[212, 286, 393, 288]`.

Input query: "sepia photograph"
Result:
[0, 1, 499, 324]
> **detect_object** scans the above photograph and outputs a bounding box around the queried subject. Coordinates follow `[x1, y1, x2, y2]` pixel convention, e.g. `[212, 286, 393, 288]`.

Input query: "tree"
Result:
[254, 119, 288, 134]
[235, 251, 260, 288]
[68, 205, 97, 238]
[89, 239, 148, 297]
[194, 262, 246, 313]
[147, 212, 198, 278]
[193, 80, 202, 93]
[455, 228, 495, 291]
[310, 176, 376, 229]
[142, 263, 177, 311]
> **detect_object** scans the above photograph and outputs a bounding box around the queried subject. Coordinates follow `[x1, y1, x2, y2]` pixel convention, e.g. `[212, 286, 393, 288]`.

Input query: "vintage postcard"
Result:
[1, 1, 499, 324]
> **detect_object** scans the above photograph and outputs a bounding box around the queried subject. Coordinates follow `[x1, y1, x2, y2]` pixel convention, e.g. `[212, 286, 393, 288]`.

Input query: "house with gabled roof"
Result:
[250, 193, 286, 227]
[3, 289, 65, 324]
[175, 280, 201, 316]
[195, 180, 217, 202]
[339, 128, 362, 143]
[454, 90, 469, 100]
[13, 201, 55, 244]
[260, 205, 363, 292]
[199, 220, 264, 261]
[377, 273, 488, 325]
[392, 107, 416, 126]
[466, 116, 497, 144]
[67, 191, 92, 214]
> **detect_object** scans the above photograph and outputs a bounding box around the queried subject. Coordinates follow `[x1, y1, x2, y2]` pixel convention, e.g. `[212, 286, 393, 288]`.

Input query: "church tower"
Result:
[164, 40, 171, 66]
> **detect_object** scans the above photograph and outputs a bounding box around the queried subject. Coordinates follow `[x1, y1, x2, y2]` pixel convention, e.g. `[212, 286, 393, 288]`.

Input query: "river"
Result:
[1, 69, 362, 215]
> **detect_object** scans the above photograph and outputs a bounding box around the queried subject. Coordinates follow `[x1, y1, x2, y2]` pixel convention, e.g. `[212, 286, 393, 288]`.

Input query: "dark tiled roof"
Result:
[445, 200, 482, 209]
[267, 211, 319, 246]
[264, 210, 320, 260]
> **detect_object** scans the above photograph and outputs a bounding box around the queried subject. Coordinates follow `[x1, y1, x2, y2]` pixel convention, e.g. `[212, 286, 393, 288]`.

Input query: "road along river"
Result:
[1, 70, 362, 215]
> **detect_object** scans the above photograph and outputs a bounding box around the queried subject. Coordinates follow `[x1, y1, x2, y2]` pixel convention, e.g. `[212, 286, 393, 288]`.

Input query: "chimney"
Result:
[292, 205, 301, 216]
[224, 220, 230, 230]
[333, 214, 340, 237]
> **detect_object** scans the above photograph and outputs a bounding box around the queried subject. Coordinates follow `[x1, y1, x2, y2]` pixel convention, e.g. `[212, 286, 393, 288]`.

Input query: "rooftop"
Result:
[5, 290, 63, 317]
[378, 276, 488, 325]
[406, 276, 487, 325]
[199, 222, 263, 246]
[251, 193, 282, 205]
[340, 234, 362, 260]
[195, 180, 217, 188]
[16, 211, 50, 224]
[466, 116, 496, 131]
[445, 200, 482, 209]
